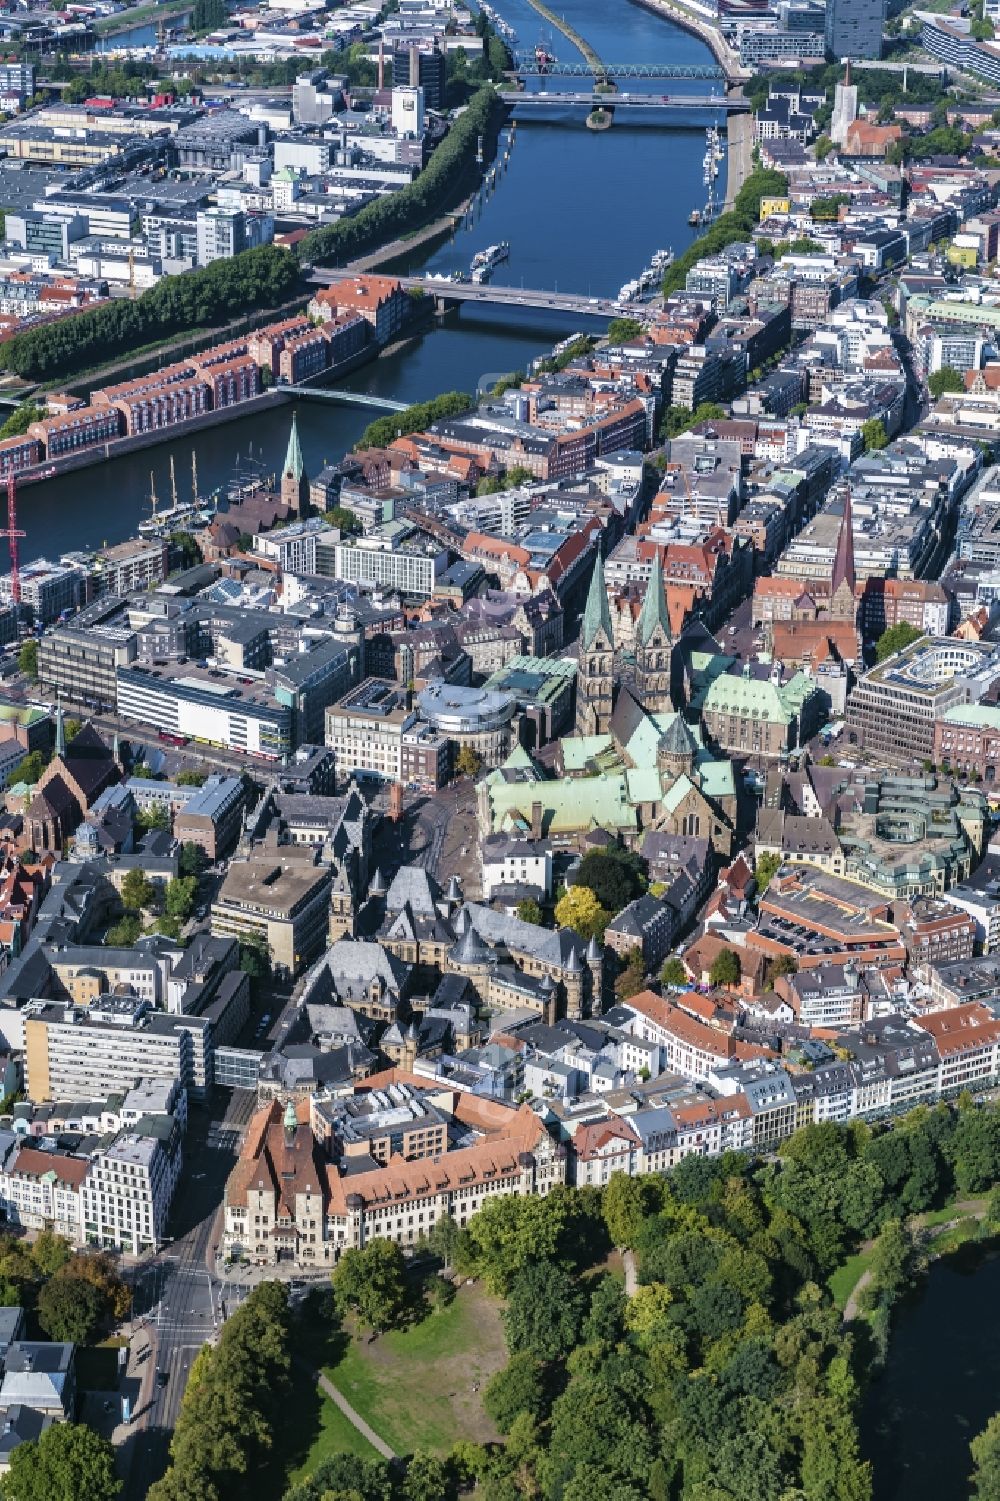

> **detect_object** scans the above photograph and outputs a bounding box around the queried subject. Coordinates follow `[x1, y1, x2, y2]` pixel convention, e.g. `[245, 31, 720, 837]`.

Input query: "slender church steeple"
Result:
[634, 550, 673, 713]
[280, 413, 309, 516]
[830, 485, 857, 620]
[576, 550, 616, 736]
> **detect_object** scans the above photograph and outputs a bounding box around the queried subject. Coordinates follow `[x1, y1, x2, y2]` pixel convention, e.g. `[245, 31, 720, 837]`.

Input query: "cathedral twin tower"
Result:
[576, 549, 673, 735]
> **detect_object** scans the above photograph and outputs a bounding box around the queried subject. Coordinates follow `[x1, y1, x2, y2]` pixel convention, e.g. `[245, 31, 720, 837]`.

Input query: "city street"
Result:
[119, 1086, 257, 1501]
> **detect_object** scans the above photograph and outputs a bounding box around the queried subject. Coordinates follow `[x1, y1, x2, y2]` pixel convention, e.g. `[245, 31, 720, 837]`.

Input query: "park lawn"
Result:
[290, 1392, 377, 1480]
[918, 1196, 987, 1230]
[928, 1218, 981, 1257]
[828, 1250, 874, 1312]
[325, 1283, 506, 1456]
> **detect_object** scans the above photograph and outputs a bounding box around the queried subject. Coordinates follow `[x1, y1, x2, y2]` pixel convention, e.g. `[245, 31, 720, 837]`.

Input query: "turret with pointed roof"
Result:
[576, 550, 616, 736]
[280, 412, 309, 516]
[830, 485, 857, 621]
[633, 550, 673, 714]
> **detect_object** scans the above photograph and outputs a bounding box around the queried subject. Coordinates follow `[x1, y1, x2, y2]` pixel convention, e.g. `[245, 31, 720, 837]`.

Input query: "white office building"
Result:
[81, 1131, 181, 1255]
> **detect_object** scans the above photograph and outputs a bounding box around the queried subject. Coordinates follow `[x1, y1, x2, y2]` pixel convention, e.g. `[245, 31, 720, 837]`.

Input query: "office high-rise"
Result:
[825, 0, 886, 59]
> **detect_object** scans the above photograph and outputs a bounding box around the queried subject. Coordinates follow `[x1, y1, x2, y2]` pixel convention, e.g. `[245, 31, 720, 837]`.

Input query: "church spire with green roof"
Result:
[637, 550, 671, 647]
[280, 412, 308, 515]
[581, 550, 613, 651]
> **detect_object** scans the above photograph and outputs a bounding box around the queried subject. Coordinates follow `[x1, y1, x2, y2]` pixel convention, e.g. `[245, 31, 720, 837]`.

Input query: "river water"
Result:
[23, 0, 715, 559]
[862, 1243, 1000, 1501]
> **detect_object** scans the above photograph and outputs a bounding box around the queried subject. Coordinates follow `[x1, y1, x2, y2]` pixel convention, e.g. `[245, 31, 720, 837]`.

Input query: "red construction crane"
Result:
[6, 472, 24, 608]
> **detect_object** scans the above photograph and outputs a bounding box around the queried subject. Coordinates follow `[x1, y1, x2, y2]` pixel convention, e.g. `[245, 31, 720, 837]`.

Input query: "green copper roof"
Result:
[580, 550, 613, 651]
[488, 772, 637, 836]
[283, 412, 304, 481]
[637, 552, 671, 647]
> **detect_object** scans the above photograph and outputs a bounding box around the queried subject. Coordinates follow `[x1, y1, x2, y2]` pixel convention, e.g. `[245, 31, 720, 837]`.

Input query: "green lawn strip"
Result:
[927, 1218, 982, 1256]
[94, 0, 190, 33]
[917, 1196, 987, 1231]
[828, 1250, 874, 1312]
[291, 1391, 377, 1478]
[324, 1290, 504, 1455]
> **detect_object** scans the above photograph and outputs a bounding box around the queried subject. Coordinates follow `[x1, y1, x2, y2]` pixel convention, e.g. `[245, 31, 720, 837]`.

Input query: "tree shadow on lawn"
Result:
[262, 1289, 354, 1489]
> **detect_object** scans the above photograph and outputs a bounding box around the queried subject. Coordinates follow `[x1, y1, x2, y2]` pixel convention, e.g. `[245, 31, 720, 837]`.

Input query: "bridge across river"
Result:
[499, 89, 744, 111]
[310, 268, 644, 317]
[290, 387, 407, 411]
[511, 54, 725, 79]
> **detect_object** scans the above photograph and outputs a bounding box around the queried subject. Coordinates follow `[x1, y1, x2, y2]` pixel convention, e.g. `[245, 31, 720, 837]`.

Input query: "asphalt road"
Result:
[122, 1087, 257, 1501]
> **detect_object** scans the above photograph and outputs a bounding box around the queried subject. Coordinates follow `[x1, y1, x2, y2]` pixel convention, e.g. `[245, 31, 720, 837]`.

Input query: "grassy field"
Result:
[289, 1389, 377, 1480]
[828, 1250, 874, 1312]
[324, 1283, 506, 1456]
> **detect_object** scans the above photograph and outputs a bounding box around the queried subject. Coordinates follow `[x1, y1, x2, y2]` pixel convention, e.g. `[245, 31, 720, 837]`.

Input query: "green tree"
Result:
[178, 842, 207, 878]
[574, 848, 646, 913]
[136, 804, 170, 832]
[239, 934, 271, 981]
[606, 317, 644, 344]
[332, 1239, 409, 1334]
[192, 0, 226, 30]
[164, 875, 198, 922]
[660, 955, 688, 988]
[863, 1218, 914, 1308]
[322, 505, 362, 535]
[660, 400, 727, 440]
[583, 1274, 627, 1347]
[105, 914, 142, 947]
[149, 1281, 292, 1501]
[401, 1454, 455, 1501]
[1, 1423, 120, 1501]
[17, 641, 37, 681]
[455, 743, 482, 778]
[357, 392, 473, 452]
[971, 1411, 1000, 1500]
[928, 366, 965, 398]
[876, 621, 923, 662]
[602, 1172, 661, 1249]
[31, 1230, 71, 1279]
[427, 1213, 461, 1270]
[516, 899, 543, 925]
[0, 402, 44, 440]
[814, 134, 834, 159]
[765, 953, 798, 988]
[709, 947, 741, 988]
[121, 867, 156, 912]
[462, 1194, 567, 1295]
[554, 885, 608, 941]
[502, 1262, 586, 1361]
[754, 850, 781, 894]
[175, 770, 206, 787]
[483, 1352, 547, 1434]
[15, 750, 46, 785]
[861, 417, 888, 452]
[168, 531, 202, 569]
[37, 1274, 107, 1345]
